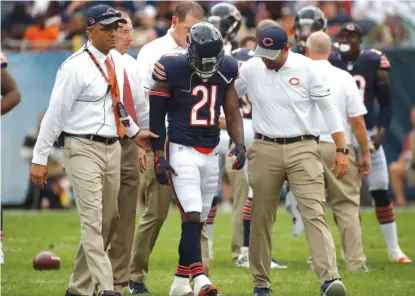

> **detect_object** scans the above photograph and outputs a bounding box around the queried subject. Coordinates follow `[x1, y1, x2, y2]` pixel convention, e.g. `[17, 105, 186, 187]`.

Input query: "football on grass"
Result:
[33, 251, 61, 270]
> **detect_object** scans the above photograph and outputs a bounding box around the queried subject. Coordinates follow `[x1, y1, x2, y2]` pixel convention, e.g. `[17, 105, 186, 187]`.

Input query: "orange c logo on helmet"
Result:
[346, 24, 355, 31]
[107, 7, 115, 13]
[262, 38, 274, 47]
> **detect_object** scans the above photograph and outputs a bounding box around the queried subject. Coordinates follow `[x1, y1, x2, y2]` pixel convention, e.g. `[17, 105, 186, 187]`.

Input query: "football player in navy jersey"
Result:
[205, 2, 242, 261]
[329, 23, 411, 264]
[292, 6, 327, 55]
[1, 51, 21, 265]
[149, 23, 245, 296]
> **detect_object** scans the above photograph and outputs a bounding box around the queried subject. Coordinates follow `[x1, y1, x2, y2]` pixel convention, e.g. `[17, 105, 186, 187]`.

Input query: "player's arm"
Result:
[149, 76, 177, 183]
[224, 82, 245, 170]
[346, 74, 370, 155]
[149, 80, 169, 158]
[224, 83, 244, 145]
[1, 67, 21, 115]
[374, 67, 392, 147]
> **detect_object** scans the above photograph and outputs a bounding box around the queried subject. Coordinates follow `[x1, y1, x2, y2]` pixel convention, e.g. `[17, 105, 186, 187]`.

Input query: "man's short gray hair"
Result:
[306, 31, 332, 55]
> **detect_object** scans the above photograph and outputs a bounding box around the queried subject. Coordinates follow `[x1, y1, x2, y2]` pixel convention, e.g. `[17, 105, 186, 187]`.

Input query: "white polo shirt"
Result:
[235, 50, 343, 138]
[136, 29, 187, 92]
[315, 60, 367, 145]
[32, 44, 140, 166]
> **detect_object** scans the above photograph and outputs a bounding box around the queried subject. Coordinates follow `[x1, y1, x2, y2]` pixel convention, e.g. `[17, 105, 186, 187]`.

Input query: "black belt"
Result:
[63, 132, 119, 145]
[254, 133, 319, 144]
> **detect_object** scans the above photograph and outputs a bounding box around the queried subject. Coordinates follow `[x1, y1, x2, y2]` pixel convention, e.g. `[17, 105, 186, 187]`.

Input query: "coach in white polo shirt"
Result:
[235, 26, 348, 296]
[128, 2, 210, 293]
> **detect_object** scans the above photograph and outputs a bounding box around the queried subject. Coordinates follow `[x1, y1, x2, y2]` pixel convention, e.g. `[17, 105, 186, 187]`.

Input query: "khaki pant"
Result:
[227, 151, 248, 263]
[129, 152, 210, 283]
[320, 143, 366, 270]
[64, 137, 121, 295]
[247, 139, 339, 288]
[108, 139, 140, 291]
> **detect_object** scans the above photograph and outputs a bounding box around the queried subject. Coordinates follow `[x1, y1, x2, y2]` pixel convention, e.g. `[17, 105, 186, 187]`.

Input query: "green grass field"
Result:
[2, 208, 415, 296]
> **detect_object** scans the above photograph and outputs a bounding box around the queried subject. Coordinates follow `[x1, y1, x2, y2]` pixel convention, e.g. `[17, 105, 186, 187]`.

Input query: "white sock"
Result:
[194, 274, 210, 292]
[380, 222, 400, 252]
[207, 224, 213, 242]
[285, 191, 300, 219]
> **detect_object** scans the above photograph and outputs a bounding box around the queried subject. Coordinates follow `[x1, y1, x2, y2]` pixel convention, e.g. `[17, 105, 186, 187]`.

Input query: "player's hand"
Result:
[359, 153, 371, 176]
[154, 156, 178, 185]
[331, 152, 349, 179]
[137, 147, 147, 173]
[30, 164, 48, 189]
[371, 129, 386, 151]
[132, 130, 159, 152]
[228, 143, 246, 170]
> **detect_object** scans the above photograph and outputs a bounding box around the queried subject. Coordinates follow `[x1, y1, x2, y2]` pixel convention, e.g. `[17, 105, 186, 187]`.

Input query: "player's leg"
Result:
[366, 146, 412, 263]
[205, 131, 230, 261]
[285, 187, 304, 237]
[167, 143, 211, 296]
[389, 161, 407, 207]
[194, 148, 220, 295]
[128, 151, 172, 294]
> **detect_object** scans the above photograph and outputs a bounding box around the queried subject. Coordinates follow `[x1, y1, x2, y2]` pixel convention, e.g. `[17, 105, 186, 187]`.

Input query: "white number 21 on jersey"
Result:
[191, 85, 218, 126]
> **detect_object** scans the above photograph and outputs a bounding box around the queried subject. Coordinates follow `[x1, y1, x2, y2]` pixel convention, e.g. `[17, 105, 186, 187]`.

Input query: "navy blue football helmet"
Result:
[206, 2, 242, 43]
[186, 22, 224, 81]
[294, 6, 327, 52]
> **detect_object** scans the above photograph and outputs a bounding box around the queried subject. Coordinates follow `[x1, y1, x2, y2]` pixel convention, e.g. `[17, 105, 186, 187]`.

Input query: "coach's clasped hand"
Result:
[228, 143, 246, 170]
[154, 156, 178, 185]
[132, 130, 159, 152]
[30, 164, 48, 189]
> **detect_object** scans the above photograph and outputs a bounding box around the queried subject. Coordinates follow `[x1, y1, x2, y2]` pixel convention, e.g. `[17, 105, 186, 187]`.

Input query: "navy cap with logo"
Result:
[254, 26, 288, 60]
[339, 22, 363, 38]
[87, 4, 127, 27]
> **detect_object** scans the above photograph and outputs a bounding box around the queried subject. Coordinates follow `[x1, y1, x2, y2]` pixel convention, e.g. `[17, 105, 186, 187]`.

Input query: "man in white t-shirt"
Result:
[307, 31, 371, 272]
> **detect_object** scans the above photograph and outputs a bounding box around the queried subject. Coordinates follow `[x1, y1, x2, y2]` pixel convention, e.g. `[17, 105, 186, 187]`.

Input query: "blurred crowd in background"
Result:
[2, 0, 415, 52]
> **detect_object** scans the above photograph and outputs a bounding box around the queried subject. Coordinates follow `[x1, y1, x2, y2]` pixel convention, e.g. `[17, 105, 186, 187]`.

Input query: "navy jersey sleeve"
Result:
[221, 55, 239, 85]
[368, 49, 391, 70]
[152, 55, 170, 83]
[0, 51, 8, 69]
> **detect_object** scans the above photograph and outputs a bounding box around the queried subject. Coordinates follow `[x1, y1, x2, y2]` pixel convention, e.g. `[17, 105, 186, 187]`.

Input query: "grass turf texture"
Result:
[2, 208, 414, 296]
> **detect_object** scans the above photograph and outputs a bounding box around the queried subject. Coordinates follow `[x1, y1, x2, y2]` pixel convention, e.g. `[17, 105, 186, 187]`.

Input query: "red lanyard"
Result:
[84, 47, 115, 84]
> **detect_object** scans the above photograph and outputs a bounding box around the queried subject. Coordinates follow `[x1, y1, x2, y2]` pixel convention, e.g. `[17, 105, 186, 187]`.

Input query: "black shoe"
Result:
[97, 291, 122, 296]
[65, 289, 96, 296]
[128, 281, 150, 294]
[252, 287, 272, 296]
[320, 279, 346, 296]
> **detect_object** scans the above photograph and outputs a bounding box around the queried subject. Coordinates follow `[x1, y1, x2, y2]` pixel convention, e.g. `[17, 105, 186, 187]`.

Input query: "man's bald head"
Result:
[119, 10, 132, 24]
[255, 19, 279, 41]
[306, 31, 332, 60]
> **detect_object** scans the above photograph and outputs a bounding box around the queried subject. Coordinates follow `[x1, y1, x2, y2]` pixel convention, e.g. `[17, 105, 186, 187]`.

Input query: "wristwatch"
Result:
[336, 148, 349, 155]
